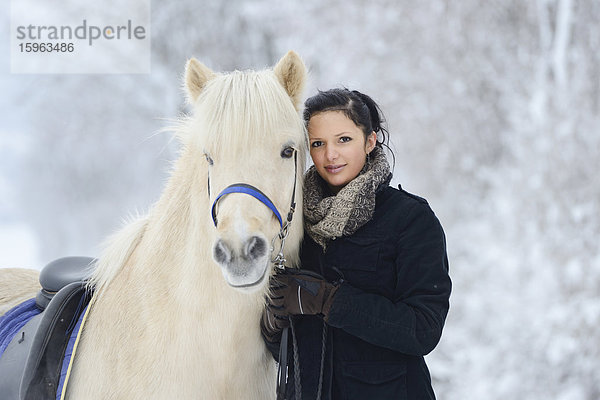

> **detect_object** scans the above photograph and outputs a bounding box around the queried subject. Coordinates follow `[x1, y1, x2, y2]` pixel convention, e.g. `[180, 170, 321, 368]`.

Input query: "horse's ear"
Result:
[273, 51, 307, 111]
[185, 58, 216, 104]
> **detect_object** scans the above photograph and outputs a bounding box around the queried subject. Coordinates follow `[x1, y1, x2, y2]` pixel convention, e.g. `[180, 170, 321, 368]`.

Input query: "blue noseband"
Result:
[211, 184, 283, 229]
[210, 150, 298, 234]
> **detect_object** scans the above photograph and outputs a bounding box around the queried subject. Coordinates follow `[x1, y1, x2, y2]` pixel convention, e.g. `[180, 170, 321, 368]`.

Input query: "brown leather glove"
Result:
[261, 269, 340, 341]
[261, 276, 291, 342]
[270, 268, 339, 320]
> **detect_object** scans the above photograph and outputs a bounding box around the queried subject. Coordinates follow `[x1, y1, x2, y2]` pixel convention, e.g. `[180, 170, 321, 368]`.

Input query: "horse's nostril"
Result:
[213, 239, 232, 264]
[244, 236, 267, 260]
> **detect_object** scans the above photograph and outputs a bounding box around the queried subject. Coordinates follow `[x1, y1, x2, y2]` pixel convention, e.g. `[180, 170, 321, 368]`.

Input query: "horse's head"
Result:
[183, 51, 307, 293]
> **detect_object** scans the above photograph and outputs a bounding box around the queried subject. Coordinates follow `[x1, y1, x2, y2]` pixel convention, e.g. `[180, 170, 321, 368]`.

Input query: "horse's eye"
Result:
[204, 153, 214, 165]
[281, 147, 295, 159]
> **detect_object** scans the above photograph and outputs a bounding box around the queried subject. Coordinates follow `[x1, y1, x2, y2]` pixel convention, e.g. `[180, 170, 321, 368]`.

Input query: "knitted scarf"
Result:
[303, 146, 392, 250]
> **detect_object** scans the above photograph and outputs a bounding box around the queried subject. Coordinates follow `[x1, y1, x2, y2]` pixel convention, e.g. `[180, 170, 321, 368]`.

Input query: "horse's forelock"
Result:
[191, 70, 306, 157]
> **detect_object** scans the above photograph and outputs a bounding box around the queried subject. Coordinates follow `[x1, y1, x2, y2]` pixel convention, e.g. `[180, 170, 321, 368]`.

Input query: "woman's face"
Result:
[307, 111, 376, 194]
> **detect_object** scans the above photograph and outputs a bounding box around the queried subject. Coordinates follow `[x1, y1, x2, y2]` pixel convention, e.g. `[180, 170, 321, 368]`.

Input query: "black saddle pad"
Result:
[0, 282, 91, 400]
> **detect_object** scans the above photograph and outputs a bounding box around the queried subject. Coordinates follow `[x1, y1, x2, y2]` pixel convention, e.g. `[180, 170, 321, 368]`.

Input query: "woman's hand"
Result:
[261, 275, 291, 341]
[272, 269, 339, 317]
[261, 269, 339, 341]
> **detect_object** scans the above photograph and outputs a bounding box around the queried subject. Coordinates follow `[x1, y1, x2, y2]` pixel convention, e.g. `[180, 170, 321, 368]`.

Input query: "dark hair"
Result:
[303, 88, 395, 168]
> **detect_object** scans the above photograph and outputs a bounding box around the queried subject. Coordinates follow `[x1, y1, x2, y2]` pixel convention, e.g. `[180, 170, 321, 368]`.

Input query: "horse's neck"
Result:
[132, 152, 212, 290]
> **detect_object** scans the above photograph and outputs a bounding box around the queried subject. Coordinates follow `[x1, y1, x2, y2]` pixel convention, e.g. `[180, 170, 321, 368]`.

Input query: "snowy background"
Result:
[1, 0, 599, 398]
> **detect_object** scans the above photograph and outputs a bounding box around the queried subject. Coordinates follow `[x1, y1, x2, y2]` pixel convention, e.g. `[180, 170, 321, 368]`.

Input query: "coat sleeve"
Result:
[326, 202, 451, 356]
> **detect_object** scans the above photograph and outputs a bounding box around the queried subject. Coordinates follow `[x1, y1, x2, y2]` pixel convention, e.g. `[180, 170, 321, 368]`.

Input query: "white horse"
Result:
[0, 269, 40, 316]
[2, 51, 307, 399]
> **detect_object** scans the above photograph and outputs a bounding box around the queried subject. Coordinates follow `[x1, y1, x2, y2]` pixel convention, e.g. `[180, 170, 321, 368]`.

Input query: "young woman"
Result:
[261, 89, 451, 400]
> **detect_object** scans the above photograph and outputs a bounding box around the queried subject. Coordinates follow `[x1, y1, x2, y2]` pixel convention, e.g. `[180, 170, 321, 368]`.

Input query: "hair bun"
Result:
[351, 90, 382, 133]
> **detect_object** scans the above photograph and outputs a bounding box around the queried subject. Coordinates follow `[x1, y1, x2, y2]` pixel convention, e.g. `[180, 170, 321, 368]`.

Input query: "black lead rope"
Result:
[279, 317, 327, 400]
[277, 326, 289, 400]
[290, 320, 302, 400]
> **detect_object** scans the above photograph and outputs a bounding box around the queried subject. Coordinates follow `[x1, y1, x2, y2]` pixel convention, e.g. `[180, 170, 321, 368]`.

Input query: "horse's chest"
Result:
[69, 302, 269, 398]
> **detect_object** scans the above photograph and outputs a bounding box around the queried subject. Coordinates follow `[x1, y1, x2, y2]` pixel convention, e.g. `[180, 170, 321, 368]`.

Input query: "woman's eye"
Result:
[281, 146, 295, 159]
[204, 153, 214, 165]
[340, 136, 352, 143]
[310, 141, 323, 148]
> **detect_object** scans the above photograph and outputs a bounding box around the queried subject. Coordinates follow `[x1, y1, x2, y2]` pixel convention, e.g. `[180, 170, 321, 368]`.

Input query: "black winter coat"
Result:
[266, 185, 451, 400]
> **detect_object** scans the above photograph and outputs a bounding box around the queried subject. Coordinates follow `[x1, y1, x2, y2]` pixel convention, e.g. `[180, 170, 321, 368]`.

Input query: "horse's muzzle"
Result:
[213, 236, 270, 290]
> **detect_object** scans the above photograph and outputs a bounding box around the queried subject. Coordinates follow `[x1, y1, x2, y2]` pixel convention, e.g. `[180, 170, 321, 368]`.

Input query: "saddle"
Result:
[0, 256, 95, 400]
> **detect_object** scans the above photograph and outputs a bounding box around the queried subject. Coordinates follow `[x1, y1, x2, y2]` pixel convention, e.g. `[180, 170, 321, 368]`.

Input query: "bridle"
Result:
[208, 150, 298, 269]
[208, 149, 313, 400]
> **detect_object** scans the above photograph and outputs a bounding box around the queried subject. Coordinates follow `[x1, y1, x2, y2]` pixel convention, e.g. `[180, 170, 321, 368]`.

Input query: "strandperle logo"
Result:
[15, 19, 146, 46]
[11, 0, 151, 74]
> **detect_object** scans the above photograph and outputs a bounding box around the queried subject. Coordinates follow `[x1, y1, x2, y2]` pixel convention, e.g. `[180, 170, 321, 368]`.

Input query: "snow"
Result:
[1, 0, 599, 397]
[0, 223, 41, 269]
